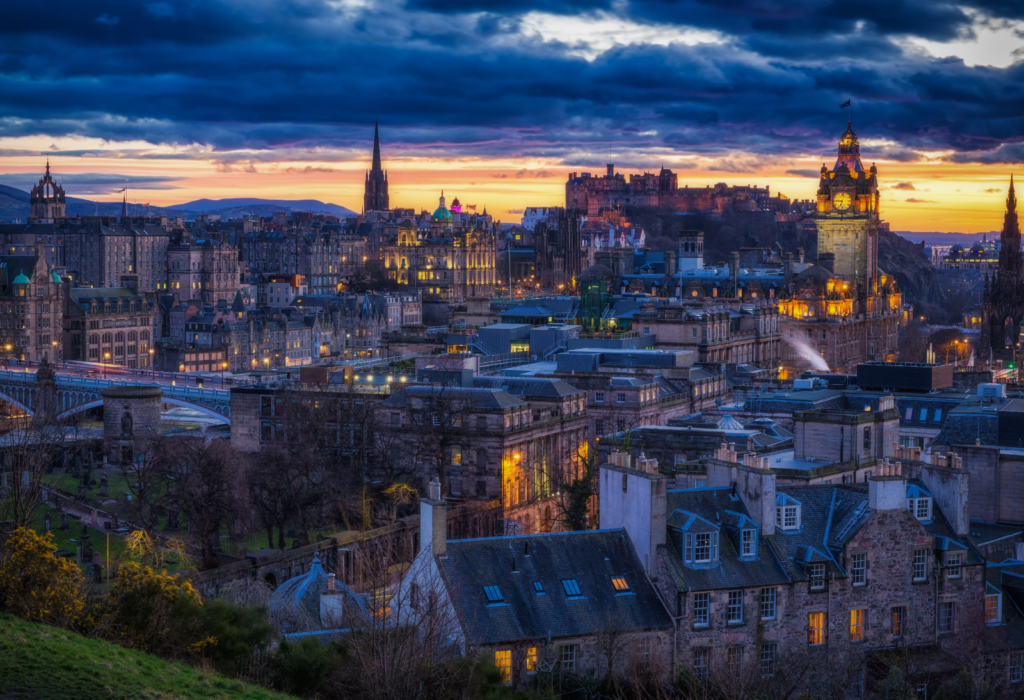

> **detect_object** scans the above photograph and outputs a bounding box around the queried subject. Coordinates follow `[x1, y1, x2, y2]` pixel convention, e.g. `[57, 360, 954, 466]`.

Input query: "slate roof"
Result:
[439, 530, 672, 646]
[382, 385, 527, 411]
[769, 480, 981, 583]
[472, 376, 583, 400]
[662, 488, 790, 592]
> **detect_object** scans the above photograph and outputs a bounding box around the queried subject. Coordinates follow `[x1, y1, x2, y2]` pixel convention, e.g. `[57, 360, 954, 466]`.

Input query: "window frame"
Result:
[986, 594, 1002, 625]
[808, 563, 826, 591]
[494, 650, 512, 685]
[913, 549, 928, 581]
[761, 644, 776, 678]
[611, 576, 630, 593]
[559, 644, 577, 672]
[808, 612, 825, 645]
[760, 587, 776, 621]
[851, 552, 867, 586]
[561, 579, 582, 597]
[892, 606, 905, 638]
[693, 592, 710, 627]
[526, 646, 538, 674]
[727, 590, 744, 624]
[741, 528, 756, 556]
[850, 608, 865, 642]
[946, 553, 962, 579]
[938, 601, 954, 633]
[693, 648, 710, 680]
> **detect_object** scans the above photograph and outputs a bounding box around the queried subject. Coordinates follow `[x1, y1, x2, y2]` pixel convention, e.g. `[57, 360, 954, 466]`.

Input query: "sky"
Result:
[1, 0, 1022, 232]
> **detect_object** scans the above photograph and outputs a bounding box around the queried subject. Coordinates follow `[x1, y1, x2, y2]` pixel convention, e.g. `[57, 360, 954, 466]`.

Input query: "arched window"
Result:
[88, 334, 98, 345]
[115, 332, 125, 343]
[102, 333, 112, 344]
[127, 331, 137, 342]
[140, 330, 150, 341]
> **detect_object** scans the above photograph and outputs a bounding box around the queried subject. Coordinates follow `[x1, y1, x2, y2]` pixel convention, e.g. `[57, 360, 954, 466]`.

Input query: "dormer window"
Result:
[808, 563, 826, 590]
[741, 528, 756, 557]
[775, 496, 802, 531]
[684, 531, 719, 564]
[986, 590, 1002, 625]
[906, 490, 933, 521]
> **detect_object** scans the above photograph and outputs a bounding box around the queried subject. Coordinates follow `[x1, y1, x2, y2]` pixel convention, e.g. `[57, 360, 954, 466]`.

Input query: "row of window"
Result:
[88, 331, 150, 344]
[483, 576, 629, 606]
[495, 639, 652, 684]
[691, 643, 776, 680]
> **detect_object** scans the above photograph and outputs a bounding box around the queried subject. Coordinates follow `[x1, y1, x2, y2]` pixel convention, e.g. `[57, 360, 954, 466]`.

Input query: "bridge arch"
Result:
[0, 390, 35, 416]
[57, 396, 230, 424]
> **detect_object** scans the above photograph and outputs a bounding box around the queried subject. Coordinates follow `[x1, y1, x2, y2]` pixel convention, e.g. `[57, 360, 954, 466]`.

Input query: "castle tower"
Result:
[363, 122, 390, 213]
[813, 123, 880, 292]
[28, 160, 66, 223]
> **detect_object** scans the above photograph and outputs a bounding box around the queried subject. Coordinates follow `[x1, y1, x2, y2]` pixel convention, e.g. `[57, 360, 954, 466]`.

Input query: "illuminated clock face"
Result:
[833, 192, 852, 210]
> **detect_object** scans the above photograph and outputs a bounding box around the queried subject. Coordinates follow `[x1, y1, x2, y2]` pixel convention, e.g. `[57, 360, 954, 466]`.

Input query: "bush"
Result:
[0, 527, 84, 628]
[272, 636, 345, 697]
[104, 562, 272, 671]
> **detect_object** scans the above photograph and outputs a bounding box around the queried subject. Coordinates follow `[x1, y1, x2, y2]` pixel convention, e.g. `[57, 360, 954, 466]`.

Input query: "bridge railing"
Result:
[0, 370, 230, 401]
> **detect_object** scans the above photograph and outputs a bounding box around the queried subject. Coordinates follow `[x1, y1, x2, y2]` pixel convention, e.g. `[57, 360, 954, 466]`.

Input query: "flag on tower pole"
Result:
[840, 99, 851, 108]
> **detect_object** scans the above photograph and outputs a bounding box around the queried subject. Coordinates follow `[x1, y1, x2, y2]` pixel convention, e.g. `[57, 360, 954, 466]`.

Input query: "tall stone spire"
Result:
[372, 121, 382, 172]
[998, 175, 1021, 285]
[363, 122, 389, 213]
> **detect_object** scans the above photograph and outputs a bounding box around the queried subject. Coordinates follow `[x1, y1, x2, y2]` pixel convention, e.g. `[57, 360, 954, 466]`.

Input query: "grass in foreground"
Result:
[0, 613, 296, 700]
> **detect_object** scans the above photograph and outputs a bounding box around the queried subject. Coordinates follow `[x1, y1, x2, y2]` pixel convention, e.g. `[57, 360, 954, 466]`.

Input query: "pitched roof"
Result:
[662, 488, 790, 592]
[439, 530, 672, 645]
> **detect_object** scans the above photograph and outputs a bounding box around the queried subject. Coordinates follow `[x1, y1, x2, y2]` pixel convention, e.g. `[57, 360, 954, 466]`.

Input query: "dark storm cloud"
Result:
[0, 0, 1022, 166]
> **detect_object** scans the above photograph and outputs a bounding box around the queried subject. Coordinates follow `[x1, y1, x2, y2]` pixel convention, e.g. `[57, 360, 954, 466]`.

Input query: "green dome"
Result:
[432, 204, 452, 222]
[13, 271, 30, 284]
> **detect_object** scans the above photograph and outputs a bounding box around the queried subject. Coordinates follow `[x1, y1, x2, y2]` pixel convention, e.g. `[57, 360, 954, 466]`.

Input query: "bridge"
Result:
[0, 369, 232, 423]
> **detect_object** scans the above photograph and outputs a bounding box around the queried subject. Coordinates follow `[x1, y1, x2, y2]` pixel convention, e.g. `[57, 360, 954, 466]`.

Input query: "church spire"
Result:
[372, 121, 382, 173]
[121, 189, 127, 217]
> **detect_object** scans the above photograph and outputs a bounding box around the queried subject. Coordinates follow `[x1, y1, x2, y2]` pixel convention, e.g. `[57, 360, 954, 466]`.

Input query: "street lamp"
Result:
[221, 361, 228, 384]
[103, 351, 110, 378]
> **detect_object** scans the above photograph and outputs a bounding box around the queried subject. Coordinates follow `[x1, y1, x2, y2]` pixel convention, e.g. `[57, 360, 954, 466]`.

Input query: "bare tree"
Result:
[163, 436, 246, 566]
[0, 415, 67, 532]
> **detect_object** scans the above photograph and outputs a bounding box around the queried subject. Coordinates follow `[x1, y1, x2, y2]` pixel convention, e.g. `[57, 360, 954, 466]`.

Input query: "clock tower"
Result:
[814, 122, 880, 292]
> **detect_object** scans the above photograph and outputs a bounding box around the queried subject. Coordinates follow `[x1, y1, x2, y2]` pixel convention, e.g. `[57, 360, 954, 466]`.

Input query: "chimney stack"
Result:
[420, 476, 447, 557]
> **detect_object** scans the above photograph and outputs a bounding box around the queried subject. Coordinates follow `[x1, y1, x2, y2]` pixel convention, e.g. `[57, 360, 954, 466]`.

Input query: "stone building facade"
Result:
[63, 283, 159, 367]
[0, 248, 64, 362]
[167, 238, 240, 306]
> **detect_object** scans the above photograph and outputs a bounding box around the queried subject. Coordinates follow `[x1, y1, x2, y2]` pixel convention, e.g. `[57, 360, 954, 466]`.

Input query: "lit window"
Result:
[693, 648, 709, 679]
[561, 579, 582, 597]
[919, 408, 928, 421]
[761, 644, 776, 678]
[850, 609, 865, 641]
[852, 553, 866, 585]
[939, 601, 954, 633]
[946, 553, 961, 579]
[761, 587, 776, 620]
[727, 590, 743, 623]
[808, 612, 825, 645]
[526, 647, 538, 673]
[905, 407, 913, 420]
[809, 563, 826, 590]
[741, 528, 756, 556]
[483, 586, 503, 604]
[913, 549, 927, 581]
[934, 409, 942, 422]
[892, 606, 905, 638]
[611, 576, 630, 592]
[494, 650, 511, 684]
[986, 594, 1001, 624]
[694, 592, 710, 626]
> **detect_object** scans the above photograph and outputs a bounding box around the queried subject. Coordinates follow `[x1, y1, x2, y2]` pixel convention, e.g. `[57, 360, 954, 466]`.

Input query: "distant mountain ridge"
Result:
[0, 185, 357, 222]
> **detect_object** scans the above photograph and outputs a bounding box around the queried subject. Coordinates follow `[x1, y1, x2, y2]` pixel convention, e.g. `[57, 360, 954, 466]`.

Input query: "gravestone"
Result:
[93, 563, 103, 584]
[90, 509, 98, 528]
[59, 511, 69, 530]
[99, 475, 108, 498]
[112, 513, 119, 529]
[166, 509, 179, 532]
[44, 513, 51, 533]
[76, 546, 82, 568]
[77, 483, 84, 500]
[72, 453, 81, 479]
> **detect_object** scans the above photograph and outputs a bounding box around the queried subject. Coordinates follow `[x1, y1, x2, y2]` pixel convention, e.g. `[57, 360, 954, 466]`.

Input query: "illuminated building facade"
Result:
[381, 195, 497, 301]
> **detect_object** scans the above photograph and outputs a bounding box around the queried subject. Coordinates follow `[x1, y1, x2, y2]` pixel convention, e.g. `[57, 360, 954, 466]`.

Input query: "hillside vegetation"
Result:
[0, 613, 295, 700]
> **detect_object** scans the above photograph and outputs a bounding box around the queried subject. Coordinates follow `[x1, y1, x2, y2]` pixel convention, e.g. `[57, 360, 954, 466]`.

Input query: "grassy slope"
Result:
[0, 614, 295, 700]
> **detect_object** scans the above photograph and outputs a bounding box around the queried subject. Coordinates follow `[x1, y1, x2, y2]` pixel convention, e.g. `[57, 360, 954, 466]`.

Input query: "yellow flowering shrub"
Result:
[0, 527, 84, 628]
[106, 562, 202, 654]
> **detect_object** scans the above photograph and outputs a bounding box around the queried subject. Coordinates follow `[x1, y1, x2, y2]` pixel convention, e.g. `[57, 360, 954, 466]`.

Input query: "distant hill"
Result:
[0, 184, 358, 223]
[895, 231, 999, 247]
[171, 198, 357, 218]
